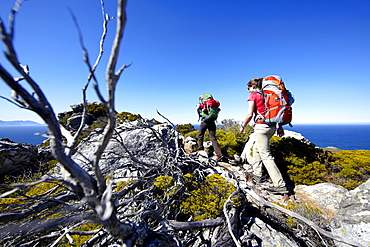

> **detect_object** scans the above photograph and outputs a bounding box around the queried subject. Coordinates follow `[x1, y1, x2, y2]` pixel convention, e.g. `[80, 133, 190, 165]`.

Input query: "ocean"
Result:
[196, 124, 370, 150]
[285, 124, 370, 150]
[0, 124, 369, 150]
[0, 125, 48, 145]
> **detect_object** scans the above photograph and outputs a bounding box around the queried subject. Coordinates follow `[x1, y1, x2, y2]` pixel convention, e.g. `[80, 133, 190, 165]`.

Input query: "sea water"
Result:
[193, 124, 370, 150]
[285, 124, 370, 150]
[0, 124, 369, 150]
[0, 125, 48, 145]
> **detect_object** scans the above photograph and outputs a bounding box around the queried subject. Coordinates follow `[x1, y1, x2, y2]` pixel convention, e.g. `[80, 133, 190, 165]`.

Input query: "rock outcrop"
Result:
[66, 114, 95, 130]
[1, 121, 368, 246]
[72, 121, 179, 175]
[57, 104, 97, 130]
[184, 136, 197, 154]
[294, 183, 348, 220]
[294, 181, 370, 246]
[330, 179, 370, 247]
[0, 138, 52, 176]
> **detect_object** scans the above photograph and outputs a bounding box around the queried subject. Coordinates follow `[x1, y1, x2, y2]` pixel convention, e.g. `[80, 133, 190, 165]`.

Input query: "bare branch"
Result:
[168, 218, 224, 231]
[0, 187, 19, 198]
[0, 94, 26, 108]
[0, 193, 77, 223]
[49, 222, 86, 247]
[8, 0, 24, 39]
[156, 109, 176, 129]
[106, 0, 128, 83]
[223, 191, 242, 247]
[92, 0, 129, 196]
[66, 2, 113, 156]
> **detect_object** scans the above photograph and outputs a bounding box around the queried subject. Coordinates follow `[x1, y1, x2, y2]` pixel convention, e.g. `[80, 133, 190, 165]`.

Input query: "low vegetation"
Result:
[151, 173, 239, 221]
[183, 120, 370, 190]
[180, 173, 238, 221]
[1, 113, 368, 245]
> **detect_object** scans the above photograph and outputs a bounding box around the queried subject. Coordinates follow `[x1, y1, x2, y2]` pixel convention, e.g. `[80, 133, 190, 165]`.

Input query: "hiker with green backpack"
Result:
[196, 94, 224, 161]
[239, 76, 294, 194]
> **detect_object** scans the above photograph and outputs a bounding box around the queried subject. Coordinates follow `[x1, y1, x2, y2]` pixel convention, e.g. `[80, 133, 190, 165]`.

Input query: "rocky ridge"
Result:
[0, 138, 52, 176]
[0, 122, 369, 246]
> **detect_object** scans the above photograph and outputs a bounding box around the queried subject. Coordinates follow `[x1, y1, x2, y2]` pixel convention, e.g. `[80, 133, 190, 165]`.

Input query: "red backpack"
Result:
[257, 75, 294, 126]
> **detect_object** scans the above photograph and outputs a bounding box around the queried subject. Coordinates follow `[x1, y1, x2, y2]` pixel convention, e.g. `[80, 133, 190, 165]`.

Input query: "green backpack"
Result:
[199, 94, 220, 119]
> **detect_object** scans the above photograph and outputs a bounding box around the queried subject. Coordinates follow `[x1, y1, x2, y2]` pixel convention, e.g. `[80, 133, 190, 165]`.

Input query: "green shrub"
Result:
[285, 157, 326, 185]
[274, 201, 323, 226]
[153, 175, 180, 200]
[86, 102, 107, 118]
[269, 137, 370, 189]
[180, 174, 237, 221]
[269, 137, 328, 185]
[116, 111, 142, 123]
[176, 123, 196, 135]
[327, 150, 370, 189]
[154, 175, 174, 191]
[58, 223, 102, 247]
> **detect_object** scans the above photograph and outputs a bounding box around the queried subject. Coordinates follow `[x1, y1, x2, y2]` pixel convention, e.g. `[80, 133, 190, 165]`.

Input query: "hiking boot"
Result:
[215, 156, 228, 162]
[265, 186, 289, 194]
[251, 174, 262, 183]
[246, 172, 262, 184]
[250, 173, 270, 183]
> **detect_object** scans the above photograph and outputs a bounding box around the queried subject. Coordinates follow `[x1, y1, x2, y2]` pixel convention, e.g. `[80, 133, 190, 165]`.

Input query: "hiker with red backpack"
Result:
[239, 75, 293, 194]
[196, 94, 225, 161]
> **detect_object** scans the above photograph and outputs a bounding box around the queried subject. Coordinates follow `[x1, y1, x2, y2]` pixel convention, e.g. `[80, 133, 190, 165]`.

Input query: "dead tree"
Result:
[0, 0, 139, 245]
[0, 1, 365, 247]
[0, 1, 236, 246]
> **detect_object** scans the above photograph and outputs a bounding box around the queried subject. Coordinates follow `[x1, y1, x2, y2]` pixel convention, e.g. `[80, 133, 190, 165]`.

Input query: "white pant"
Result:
[252, 124, 286, 187]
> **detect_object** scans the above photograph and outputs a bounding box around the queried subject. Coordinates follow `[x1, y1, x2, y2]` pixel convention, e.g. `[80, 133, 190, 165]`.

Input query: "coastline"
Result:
[190, 123, 370, 150]
[1, 124, 369, 150]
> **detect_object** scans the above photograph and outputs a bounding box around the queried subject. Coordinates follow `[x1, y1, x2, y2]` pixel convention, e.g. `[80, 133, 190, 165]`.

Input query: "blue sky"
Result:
[1, 0, 370, 125]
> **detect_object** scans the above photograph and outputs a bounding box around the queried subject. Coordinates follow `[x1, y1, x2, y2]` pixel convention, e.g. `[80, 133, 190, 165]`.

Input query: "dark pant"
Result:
[198, 119, 223, 157]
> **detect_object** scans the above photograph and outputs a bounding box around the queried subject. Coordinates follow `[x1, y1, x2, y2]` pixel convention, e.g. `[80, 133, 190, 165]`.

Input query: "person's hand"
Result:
[277, 127, 285, 137]
[239, 125, 244, 134]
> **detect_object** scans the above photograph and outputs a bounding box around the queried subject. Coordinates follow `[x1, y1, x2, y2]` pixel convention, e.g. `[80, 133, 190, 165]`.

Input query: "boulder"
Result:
[184, 136, 197, 154]
[72, 122, 178, 178]
[70, 103, 84, 113]
[66, 114, 95, 130]
[0, 138, 52, 175]
[294, 183, 348, 220]
[330, 179, 370, 247]
[241, 217, 300, 246]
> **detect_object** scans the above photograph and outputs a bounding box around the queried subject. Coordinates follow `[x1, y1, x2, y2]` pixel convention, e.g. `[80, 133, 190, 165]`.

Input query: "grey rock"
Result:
[184, 136, 197, 154]
[330, 179, 370, 247]
[70, 104, 84, 113]
[242, 217, 299, 246]
[294, 183, 348, 220]
[66, 114, 95, 130]
[0, 138, 52, 175]
[72, 122, 178, 177]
